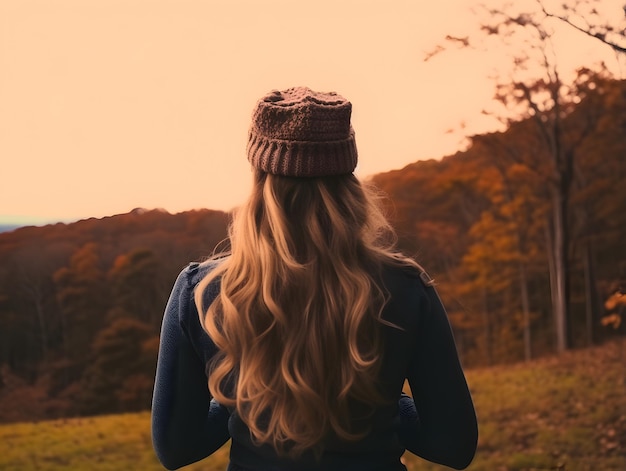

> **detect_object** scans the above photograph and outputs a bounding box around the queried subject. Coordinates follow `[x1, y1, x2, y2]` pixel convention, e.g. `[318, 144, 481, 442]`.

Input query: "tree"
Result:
[425, 0, 623, 352]
[0, 272, 41, 380]
[454, 148, 547, 363]
[78, 317, 156, 415]
[13, 243, 71, 365]
[107, 248, 168, 327]
[568, 76, 626, 344]
[537, 0, 626, 54]
[53, 243, 108, 373]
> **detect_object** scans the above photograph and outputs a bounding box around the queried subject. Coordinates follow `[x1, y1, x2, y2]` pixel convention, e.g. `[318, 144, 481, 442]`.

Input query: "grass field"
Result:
[1, 339, 624, 471]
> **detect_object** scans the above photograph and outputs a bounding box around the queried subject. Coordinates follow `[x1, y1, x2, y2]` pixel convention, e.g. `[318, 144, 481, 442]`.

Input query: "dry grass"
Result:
[1, 339, 624, 471]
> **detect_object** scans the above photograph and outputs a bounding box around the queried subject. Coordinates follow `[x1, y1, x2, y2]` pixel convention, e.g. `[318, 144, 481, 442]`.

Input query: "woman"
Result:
[152, 87, 478, 470]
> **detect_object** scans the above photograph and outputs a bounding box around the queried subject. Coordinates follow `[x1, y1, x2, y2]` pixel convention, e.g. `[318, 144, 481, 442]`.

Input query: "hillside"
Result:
[0, 208, 230, 422]
[0, 339, 624, 471]
[0, 76, 624, 427]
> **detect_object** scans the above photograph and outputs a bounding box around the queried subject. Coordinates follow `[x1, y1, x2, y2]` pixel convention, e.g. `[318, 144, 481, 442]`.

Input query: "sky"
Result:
[1, 0, 623, 225]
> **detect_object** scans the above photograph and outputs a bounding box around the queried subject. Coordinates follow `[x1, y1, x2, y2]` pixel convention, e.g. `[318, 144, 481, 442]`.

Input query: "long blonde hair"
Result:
[195, 170, 417, 457]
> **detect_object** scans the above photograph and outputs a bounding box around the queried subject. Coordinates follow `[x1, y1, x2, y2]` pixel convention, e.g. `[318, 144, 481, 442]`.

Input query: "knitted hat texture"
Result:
[247, 87, 358, 177]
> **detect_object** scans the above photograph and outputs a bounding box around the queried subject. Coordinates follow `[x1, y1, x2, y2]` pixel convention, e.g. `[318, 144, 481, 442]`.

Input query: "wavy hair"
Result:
[195, 170, 418, 457]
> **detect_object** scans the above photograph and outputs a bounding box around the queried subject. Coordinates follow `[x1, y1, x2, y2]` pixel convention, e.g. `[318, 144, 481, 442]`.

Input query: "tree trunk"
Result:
[583, 237, 600, 346]
[19, 277, 49, 365]
[519, 262, 532, 361]
[482, 285, 493, 365]
[33, 294, 49, 361]
[551, 189, 569, 352]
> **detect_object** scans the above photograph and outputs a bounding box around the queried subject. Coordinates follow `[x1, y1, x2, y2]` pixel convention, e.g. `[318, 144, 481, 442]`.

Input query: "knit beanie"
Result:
[247, 87, 358, 177]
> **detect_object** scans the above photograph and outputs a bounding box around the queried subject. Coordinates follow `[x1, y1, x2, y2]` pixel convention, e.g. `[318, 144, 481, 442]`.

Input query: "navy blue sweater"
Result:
[152, 260, 477, 470]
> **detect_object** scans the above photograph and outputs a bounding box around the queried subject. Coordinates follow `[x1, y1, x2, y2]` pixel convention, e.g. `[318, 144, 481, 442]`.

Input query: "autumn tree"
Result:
[372, 154, 491, 278]
[567, 76, 626, 343]
[12, 242, 72, 365]
[52, 242, 108, 390]
[0, 208, 232, 421]
[0, 270, 42, 381]
[459, 133, 549, 362]
[426, 0, 624, 352]
[78, 317, 156, 415]
[107, 248, 168, 327]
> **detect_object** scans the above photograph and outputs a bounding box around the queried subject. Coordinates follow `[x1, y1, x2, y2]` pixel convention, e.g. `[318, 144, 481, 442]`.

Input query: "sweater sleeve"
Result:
[403, 276, 478, 470]
[151, 263, 231, 470]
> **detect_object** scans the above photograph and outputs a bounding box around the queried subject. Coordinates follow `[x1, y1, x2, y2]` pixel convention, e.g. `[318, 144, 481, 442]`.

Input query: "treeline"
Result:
[0, 208, 229, 422]
[372, 74, 626, 365]
[0, 76, 624, 424]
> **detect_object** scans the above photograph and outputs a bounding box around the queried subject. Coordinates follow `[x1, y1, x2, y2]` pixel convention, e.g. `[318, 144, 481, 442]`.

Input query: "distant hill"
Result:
[0, 225, 20, 233]
[0, 217, 77, 233]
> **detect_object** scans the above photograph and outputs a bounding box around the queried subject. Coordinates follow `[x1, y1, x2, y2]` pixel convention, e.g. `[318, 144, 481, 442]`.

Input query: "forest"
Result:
[372, 72, 626, 365]
[0, 71, 624, 424]
[0, 209, 229, 421]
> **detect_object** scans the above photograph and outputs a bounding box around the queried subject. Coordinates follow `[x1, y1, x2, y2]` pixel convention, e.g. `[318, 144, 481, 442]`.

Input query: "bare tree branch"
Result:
[537, 0, 626, 54]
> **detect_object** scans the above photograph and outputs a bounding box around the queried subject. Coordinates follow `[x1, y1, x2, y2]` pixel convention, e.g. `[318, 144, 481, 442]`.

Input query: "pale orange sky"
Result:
[1, 0, 622, 224]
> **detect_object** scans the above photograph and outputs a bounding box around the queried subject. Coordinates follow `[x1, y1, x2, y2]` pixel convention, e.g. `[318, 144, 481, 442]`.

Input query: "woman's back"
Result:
[152, 87, 477, 471]
[201, 260, 474, 471]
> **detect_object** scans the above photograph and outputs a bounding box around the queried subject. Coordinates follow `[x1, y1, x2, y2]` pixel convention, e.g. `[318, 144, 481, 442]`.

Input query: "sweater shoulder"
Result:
[182, 258, 222, 284]
[381, 262, 434, 294]
[179, 257, 228, 292]
[180, 257, 228, 319]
